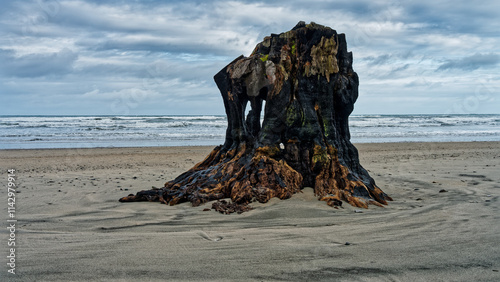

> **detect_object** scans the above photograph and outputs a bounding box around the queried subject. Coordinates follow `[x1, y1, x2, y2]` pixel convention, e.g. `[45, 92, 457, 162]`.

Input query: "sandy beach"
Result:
[1, 142, 499, 281]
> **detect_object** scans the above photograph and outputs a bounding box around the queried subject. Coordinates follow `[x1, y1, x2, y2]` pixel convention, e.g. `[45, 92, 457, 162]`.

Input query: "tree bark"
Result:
[119, 22, 392, 212]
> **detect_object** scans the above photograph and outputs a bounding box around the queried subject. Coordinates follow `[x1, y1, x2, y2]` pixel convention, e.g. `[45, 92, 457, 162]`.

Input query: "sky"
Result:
[0, 0, 499, 116]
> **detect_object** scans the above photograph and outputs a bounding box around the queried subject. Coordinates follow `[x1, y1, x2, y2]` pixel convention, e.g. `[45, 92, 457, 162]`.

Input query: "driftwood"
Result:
[120, 22, 392, 213]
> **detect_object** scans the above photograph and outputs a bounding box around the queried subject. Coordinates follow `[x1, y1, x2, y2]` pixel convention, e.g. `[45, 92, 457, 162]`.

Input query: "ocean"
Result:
[1, 114, 499, 149]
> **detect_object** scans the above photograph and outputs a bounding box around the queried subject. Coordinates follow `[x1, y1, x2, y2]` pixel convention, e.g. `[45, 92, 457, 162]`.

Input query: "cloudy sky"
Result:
[1, 0, 499, 115]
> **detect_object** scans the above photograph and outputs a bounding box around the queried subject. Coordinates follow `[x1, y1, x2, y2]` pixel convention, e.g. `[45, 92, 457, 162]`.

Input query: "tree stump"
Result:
[119, 22, 392, 212]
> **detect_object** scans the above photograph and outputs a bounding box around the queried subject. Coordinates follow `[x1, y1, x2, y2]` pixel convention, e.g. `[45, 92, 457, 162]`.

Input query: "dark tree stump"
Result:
[120, 22, 392, 212]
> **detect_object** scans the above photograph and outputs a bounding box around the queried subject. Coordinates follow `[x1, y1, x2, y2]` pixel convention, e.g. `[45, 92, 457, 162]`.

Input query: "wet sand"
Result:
[1, 142, 499, 281]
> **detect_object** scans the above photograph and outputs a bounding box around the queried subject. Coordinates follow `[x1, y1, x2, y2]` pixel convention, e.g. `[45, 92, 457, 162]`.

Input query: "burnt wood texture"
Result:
[119, 22, 392, 212]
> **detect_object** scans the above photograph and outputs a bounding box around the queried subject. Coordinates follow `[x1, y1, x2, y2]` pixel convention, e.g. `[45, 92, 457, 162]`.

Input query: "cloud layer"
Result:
[0, 0, 499, 115]
[437, 53, 500, 71]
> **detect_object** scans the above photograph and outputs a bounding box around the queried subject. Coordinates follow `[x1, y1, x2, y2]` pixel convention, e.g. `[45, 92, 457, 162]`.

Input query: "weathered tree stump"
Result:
[120, 22, 392, 213]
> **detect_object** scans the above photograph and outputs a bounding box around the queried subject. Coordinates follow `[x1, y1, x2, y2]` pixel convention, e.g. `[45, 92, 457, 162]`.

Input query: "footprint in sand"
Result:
[197, 231, 223, 242]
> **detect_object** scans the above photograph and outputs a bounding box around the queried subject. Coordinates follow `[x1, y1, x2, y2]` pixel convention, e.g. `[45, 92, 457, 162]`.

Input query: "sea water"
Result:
[1, 114, 499, 149]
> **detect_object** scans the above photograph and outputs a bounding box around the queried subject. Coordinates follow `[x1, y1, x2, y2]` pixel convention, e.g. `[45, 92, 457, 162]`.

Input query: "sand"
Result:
[1, 142, 499, 281]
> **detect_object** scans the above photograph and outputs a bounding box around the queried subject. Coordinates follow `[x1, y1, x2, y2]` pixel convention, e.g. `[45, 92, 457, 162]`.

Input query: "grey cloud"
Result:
[364, 52, 414, 66]
[1, 0, 499, 115]
[366, 54, 391, 66]
[55, 1, 262, 57]
[391, 63, 410, 73]
[91, 37, 244, 57]
[0, 48, 78, 77]
[437, 53, 500, 71]
[404, 78, 442, 89]
[74, 58, 222, 84]
[405, 1, 500, 34]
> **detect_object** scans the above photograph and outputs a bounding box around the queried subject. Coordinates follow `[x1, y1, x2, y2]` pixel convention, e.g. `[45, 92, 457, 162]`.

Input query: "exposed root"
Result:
[211, 200, 254, 214]
[120, 144, 304, 212]
[230, 151, 303, 204]
[314, 145, 392, 209]
[119, 189, 162, 202]
[120, 143, 391, 213]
